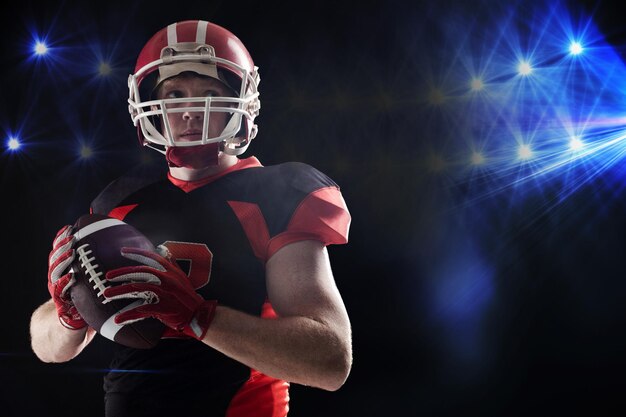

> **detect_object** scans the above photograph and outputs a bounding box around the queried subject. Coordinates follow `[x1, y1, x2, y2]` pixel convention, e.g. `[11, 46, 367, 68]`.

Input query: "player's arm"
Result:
[30, 224, 96, 363]
[30, 299, 96, 363]
[202, 239, 352, 391]
[106, 240, 352, 390]
[105, 240, 352, 390]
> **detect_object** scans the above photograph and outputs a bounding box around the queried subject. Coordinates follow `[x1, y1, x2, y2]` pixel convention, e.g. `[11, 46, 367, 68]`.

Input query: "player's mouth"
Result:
[179, 130, 203, 141]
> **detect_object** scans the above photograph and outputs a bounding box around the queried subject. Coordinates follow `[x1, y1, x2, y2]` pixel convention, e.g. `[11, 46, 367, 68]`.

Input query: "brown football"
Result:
[69, 213, 165, 349]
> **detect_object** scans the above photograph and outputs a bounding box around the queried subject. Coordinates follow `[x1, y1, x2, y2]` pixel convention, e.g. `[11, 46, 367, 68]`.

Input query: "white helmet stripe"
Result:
[196, 21, 208, 43]
[167, 23, 177, 45]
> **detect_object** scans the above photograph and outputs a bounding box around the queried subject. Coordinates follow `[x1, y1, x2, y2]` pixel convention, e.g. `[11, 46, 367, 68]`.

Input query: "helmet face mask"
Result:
[128, 21, 260, 158]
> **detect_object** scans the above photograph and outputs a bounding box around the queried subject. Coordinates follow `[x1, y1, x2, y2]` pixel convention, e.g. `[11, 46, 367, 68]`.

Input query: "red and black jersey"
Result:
[89, 156, 350, 417]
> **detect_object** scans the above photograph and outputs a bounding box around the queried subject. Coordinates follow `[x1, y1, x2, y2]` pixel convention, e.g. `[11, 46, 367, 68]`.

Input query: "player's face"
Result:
[156, 74, 234, 143]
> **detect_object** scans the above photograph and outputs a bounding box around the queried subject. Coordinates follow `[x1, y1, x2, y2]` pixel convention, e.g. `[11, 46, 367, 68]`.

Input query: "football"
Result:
[69, 213, 165, 349]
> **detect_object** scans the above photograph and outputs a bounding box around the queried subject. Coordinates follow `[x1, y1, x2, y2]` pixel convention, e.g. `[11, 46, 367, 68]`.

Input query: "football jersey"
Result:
[89, 156, 351, 417]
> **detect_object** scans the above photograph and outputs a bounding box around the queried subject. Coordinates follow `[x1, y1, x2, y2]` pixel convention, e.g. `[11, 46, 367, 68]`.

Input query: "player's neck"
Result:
[169, 154, 239, 182]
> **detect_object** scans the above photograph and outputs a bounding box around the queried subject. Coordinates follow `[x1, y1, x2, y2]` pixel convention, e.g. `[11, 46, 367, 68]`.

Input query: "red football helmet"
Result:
[128, 20, 261, 157]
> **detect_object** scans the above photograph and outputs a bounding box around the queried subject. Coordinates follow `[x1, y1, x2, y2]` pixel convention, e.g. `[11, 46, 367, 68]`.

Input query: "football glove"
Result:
[47, 225, 87, 330]
[103, 247, 217, 340]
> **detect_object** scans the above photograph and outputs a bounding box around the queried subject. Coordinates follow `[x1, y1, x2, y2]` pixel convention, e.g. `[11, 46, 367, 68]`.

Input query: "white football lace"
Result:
[76, 243, 111, 304]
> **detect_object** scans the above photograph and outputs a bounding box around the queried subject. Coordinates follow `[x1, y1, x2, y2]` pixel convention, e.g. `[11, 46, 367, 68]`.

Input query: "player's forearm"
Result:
[202, 305, 352, 391]
[30, 299, 94, 363]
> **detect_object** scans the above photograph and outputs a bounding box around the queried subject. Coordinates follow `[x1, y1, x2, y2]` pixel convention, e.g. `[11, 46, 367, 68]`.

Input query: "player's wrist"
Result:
[55, 301, 87, 330]
[182, 299, 218, 340]
[58, 314, 87, 330]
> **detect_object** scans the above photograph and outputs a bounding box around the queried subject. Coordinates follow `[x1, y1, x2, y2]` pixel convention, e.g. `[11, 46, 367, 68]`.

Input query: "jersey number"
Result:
[160, 241, 213, 290]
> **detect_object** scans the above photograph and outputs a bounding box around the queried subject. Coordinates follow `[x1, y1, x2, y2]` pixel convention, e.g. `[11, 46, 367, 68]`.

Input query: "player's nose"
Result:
[182, 108, 203, 121]
[178, 97, 204, 120]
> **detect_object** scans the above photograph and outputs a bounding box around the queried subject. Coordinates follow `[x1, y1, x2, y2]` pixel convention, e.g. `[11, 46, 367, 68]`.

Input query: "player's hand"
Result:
[47, 225, 87, 330]
[103, 247, 217, 340]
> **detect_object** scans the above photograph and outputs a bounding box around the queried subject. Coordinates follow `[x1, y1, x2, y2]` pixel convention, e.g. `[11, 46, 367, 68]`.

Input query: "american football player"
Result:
[30, 20, 352, 417]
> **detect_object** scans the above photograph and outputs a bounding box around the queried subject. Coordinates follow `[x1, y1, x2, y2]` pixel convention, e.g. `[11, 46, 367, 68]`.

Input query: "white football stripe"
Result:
[75, 218, 125, 241]
[100, 300, 145, 341]
[189, 316, 202, 338]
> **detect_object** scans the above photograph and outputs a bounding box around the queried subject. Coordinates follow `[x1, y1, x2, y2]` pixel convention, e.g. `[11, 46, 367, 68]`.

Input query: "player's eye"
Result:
[164, 90, 183, 99]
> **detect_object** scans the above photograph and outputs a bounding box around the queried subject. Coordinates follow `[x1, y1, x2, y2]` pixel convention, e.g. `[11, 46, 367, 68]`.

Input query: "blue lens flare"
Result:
[416, 1, 626, 205]
[408, 1, 626, 371]
[7, 137, 21, 151]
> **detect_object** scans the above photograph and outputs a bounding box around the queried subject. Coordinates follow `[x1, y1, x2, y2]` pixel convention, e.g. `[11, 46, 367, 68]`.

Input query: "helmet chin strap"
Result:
[165, 143, 220, 169]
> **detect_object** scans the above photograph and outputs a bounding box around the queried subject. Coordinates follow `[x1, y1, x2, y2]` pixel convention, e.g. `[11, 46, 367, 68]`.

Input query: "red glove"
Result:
[47, 225, 87, 330]
[103, 247, 217, 340]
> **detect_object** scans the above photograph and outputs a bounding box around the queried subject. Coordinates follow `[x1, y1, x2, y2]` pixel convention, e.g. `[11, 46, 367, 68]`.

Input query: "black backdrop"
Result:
[2, 1, 626, 416]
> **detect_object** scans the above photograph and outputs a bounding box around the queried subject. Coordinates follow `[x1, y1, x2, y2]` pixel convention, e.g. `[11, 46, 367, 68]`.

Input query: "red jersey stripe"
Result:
[267, 187, 350, 259]
[107, 204, 139, 221]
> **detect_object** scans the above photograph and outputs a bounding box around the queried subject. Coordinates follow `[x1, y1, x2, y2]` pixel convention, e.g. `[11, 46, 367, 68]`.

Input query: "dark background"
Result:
[2, 0, 626, 416]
